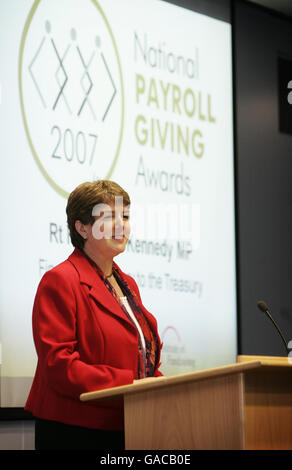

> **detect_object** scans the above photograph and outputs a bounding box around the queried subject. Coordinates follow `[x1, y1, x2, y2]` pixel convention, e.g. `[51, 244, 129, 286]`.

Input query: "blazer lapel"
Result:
[68, 249, 135, 329]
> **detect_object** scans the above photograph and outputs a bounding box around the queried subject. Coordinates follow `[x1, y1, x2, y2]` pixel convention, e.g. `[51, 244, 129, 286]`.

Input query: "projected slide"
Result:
[0, 0, 236, 406]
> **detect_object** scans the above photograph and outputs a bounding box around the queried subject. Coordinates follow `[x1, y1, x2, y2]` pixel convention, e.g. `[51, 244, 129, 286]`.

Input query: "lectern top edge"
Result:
[238, 355, 292, 367]
[80, 360, 261, 403]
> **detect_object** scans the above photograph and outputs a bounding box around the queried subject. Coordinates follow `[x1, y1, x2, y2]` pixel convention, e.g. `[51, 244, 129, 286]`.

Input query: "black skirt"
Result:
[34, 418, 125, 450]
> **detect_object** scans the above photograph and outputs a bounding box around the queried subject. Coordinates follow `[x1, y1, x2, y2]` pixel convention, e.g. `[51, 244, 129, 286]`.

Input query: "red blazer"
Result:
[25, 248, 162, 430]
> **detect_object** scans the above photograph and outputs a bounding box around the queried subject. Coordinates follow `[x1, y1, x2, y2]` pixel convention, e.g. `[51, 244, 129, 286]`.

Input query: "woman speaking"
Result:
[25, 180, 163, 450]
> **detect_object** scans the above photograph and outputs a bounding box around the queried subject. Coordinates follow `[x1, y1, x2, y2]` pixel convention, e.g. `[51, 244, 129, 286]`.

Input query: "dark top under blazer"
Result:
[25, 248, 162, 430]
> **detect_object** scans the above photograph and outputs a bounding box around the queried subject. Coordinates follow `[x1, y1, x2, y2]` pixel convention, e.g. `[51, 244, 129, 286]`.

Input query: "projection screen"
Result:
[0, 0, 237, 407]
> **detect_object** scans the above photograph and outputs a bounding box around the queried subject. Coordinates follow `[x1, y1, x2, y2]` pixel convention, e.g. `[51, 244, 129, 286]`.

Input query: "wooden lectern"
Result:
[80, 361, 260, 450]
[238, 355, 292, 450]
[80, 357, 292, 449]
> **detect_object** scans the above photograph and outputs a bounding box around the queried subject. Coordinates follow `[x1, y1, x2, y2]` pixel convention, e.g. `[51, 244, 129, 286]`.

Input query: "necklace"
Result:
[105, 272, 113, 278]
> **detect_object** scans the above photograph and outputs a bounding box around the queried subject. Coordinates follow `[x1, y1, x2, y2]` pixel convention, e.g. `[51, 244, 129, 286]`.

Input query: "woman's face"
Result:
[78, 199, 130, 259]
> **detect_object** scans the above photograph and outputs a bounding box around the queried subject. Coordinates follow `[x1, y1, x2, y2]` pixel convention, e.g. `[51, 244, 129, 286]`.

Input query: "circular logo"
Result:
[19, 0, 124, 198]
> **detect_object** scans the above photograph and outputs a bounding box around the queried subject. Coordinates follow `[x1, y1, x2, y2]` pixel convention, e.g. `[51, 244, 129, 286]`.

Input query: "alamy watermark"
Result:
[91, 196, 200, 249]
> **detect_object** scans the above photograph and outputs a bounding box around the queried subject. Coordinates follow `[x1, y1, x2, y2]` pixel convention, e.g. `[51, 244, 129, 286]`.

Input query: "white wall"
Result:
[0, 421, 34, 450]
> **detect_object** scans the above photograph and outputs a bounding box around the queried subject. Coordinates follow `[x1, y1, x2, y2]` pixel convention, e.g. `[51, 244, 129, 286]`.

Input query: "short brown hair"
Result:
[66, 180, 131, 250]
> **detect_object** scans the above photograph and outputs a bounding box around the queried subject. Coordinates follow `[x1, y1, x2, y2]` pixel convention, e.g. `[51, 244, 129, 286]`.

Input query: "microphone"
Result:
[257, 300, 289, 354]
